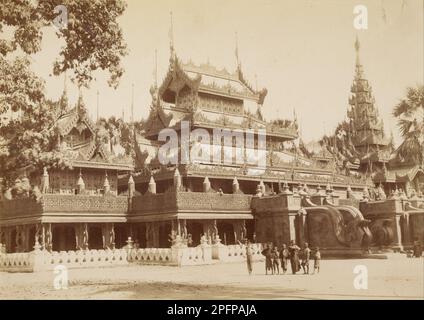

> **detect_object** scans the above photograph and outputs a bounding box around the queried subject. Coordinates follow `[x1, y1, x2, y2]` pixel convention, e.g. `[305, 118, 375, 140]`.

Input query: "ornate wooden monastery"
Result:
[0, 38, 423, 258]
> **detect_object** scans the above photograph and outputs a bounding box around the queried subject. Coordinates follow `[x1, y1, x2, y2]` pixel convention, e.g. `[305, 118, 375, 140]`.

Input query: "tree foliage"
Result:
[393, 85, 424, 164]
[0, 0, 128, 187]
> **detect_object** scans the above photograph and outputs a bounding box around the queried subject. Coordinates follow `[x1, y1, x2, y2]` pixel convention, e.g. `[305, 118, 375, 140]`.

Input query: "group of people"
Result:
[260, 241, 321, 275]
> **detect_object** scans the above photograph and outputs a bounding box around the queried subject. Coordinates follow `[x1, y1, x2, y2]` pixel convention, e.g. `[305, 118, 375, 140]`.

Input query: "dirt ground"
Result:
[0, 254, 423, 300]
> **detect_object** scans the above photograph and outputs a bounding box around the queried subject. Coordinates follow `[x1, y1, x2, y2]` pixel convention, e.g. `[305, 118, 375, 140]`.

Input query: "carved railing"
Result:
[39, 248, 129, 269]
[0, 194, 129, 220]
[0, 198, 43, 219]
[130, 191, 252, 214]
[212, 243, 264, 262]
[266, 124, 298, 138]
[179, 245, 213, 265]
[226, 243, 264, 261]
[176, 192, 252, 211]
[130, 191, 178, 213]
[0, 249, 129, 272]
[0, 251, 34, 272]
[41, 194, 129, 213]
[359, 199, 403, 217]
[127, 247, 173, 264]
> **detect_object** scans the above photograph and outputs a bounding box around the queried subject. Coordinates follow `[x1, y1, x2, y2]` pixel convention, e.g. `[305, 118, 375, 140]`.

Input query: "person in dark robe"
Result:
[261, 243, 273, 275]
[271, 246, 280, 274]
[288, 240, 301, 274]
[301, 242, 311, 274]
[279, 244, 289, 274]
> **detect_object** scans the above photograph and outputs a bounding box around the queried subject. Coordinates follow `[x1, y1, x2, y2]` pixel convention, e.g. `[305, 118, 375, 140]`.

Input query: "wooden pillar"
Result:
[146, 222, 159, 248]
[393, 214, 404, 251]
[101, 223, 115, 249]
[75, 223, 88, 250]
[401, 213, 411, 248]
[297, 208, 308, 247]
[44, 223, 52, 252]
[152, 222, 159, 247]
[41, 224, 46, 250]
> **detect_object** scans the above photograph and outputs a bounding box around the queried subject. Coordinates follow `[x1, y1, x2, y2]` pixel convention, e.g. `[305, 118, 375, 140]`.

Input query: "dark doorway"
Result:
[10, 228, 17, 253]
[114, 224, 128, 248]
[158, 222, 172, 248]
[217, 222, 235, 245]
[187, 221, 203, 246]
[28, 226, 36, 252]
[88, 226, 104, 250]
[133, 224, 146, 248]
[246, 220, 255, 242]
[52, 225, 76, 252]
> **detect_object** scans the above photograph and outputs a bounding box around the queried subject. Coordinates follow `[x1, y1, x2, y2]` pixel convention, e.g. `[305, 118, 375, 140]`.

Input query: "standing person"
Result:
[279, 244, 289, 274]
[271, 246, 280, 275]
[288, 240, 301, 274]
[261, 242, 273, 275]
[301, 242, 311, 274]
[312, 247, 321, 274]
[245, 239, 253, 275]
[413, 238, 422, 258]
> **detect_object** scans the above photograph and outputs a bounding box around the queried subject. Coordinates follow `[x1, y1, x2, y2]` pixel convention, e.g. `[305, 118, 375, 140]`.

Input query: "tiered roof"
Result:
[144, 50, 296, 141]
[55, 93, 133, 171]
[347, 37, 389, 152]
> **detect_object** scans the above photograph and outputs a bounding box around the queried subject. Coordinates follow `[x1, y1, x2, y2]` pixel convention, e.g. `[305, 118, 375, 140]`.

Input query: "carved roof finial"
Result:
[234, 31, 242, 71]
[103, 171, 110, 188]
[77, 169, 85, 187]
[174, 167, 180, 177]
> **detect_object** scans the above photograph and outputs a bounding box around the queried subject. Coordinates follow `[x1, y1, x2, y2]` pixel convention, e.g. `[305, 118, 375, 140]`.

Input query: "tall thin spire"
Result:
[60, 71, 69, 111]
[169, 11, 175, 58]
[354, 35, 361, 66]
[154, 49, 158, 88]
[77, 86, 84, 112]
[235, 31, 240, 69]
[130, 83, 134, 123]
[63, 71, 67, 95]
[96, 90, 99, 122]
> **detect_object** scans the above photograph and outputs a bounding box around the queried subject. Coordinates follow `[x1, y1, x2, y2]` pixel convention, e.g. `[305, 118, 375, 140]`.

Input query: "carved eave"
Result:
[69, 160, 134, 172]
[144, 101, 174, 138]
[56, 105, 96, 138]
[158, 55, 201, 98]
[236, 67, 268, 104]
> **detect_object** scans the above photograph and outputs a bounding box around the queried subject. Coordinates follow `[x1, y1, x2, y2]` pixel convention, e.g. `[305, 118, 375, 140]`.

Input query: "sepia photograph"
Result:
[0, 0, 423, 305]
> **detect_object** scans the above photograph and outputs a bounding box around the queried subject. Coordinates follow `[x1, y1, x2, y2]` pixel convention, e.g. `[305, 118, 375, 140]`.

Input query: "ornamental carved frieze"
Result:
[41, 194, 128, 213]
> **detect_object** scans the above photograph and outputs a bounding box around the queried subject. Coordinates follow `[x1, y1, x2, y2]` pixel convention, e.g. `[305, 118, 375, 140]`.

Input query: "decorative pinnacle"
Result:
[235, 31, 239, 68]
[354, 35, 361, 66]
[169, 11, 175, 58]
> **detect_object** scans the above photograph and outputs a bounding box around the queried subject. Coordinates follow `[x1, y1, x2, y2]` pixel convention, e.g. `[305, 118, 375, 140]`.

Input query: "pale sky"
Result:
[28, 0, 423, 145]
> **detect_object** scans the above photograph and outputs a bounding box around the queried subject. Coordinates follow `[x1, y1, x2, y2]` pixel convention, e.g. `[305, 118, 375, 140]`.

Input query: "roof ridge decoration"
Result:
[144, 86, 174, 136]
[182, 60, 238, 81]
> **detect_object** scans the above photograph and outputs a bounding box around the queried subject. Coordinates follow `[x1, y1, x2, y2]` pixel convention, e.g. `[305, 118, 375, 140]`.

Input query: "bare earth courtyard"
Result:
[0, 255, 423, 300]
